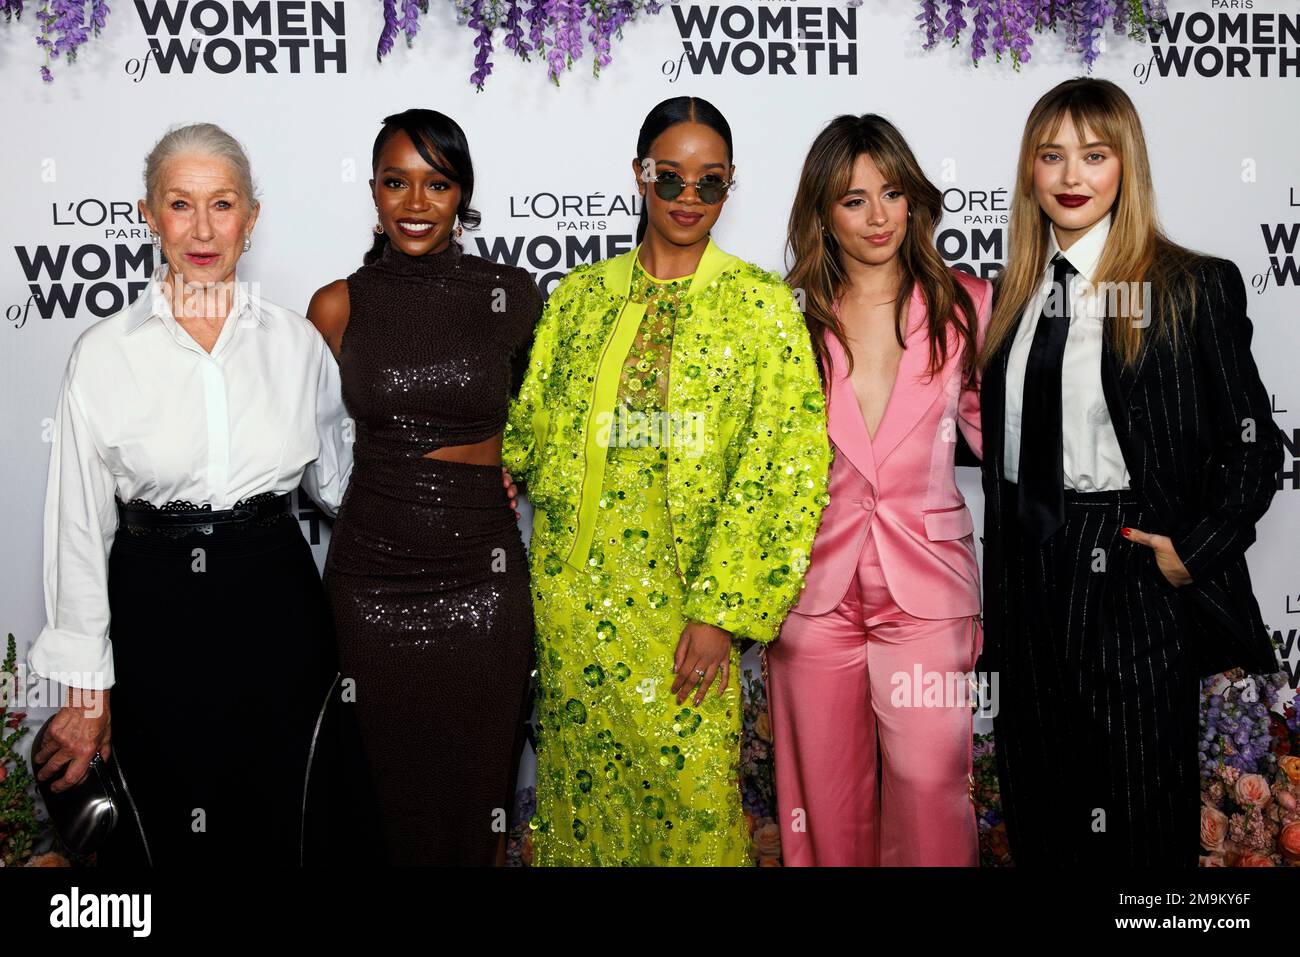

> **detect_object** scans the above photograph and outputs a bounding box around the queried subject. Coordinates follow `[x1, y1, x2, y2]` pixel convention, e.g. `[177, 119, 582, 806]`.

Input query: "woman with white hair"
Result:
[28, 122, 354, 866]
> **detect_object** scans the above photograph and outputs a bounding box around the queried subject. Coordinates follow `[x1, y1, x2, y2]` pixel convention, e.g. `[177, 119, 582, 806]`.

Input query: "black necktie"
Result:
[1017, 252, 1077, 543]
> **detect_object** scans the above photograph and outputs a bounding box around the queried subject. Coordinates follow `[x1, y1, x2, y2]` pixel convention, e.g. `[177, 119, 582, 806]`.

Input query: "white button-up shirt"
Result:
[1003, 211, 1130, 492]
[30, 265, 351, 689]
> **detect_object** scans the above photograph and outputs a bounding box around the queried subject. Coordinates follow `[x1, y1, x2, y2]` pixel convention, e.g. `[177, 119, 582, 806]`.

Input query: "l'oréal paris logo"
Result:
[938, 187, 1008, 281]
[474, 190, 643, 294]
[8, 200, 154, 329]
[664, 1, 857, 81]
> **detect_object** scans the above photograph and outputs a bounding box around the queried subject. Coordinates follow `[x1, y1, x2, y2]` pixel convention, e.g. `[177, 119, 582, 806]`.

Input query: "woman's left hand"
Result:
[1123, 527, 1193, 587]
[672, 622, 733, 705]
[502, 467, 518, 517]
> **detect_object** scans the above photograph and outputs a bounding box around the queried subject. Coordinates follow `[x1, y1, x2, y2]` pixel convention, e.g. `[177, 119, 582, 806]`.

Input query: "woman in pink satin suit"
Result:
[769, 114, 992, 866]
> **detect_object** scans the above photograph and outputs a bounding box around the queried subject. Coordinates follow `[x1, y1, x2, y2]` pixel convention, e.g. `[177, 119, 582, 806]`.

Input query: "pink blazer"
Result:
[791, 269, 992, 622]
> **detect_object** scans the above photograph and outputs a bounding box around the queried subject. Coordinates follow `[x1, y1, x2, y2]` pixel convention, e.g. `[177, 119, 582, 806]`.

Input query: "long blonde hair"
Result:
[786, 114, 978, 388]
[982, 78, 1206, 370]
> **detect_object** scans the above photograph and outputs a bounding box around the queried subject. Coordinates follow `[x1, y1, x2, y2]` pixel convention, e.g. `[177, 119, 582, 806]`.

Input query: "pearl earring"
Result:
[243, 234, 252, 253]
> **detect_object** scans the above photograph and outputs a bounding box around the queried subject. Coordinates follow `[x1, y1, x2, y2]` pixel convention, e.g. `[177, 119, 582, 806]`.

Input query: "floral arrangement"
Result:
[1, 633, 50, 866]
[972, 732, 1013, 866]
[5, 1, 1175, 84]
[379, 0, 667, 89]
[506, 783, 534, 866]
[1199, 669, 1300, 866]
[2, 0, 109, 83]
[916, 0, 1169, 70]
[739, 666, 781, 865]
[3, 0, 669, 85]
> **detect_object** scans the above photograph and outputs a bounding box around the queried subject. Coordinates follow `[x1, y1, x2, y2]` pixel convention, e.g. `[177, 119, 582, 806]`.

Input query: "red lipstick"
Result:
[1056, 194, 1090, 208]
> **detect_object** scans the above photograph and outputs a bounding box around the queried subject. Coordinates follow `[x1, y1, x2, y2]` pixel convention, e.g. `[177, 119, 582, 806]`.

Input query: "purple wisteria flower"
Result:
[31, 0, 105, 82]
[943, 0, 967, 46]
[468, 0, 494, 89]
[988, 0, 1008, 60]
[524, 0, 548, 60]
[2, 0, 668, 86]
[969, 0, 993, 64]
[548, 0, 585, 84]
[378, 0, 399, 60]
[924, 0, 1164, 70]
[606, 0, 633, 41]
[400, 0, 424, 48]
[586, 0, 612, 76]
[1077, 0, 1117, 72]
[1001, 0, 1035, 67]
[502, 0, 531, 59]
[546, 0, 567, 82]
[1141, 0, 1168, 21]
[916, 0, 941, 50]
[561, 0, 585, 67]
[1060, 0, 1082, 53]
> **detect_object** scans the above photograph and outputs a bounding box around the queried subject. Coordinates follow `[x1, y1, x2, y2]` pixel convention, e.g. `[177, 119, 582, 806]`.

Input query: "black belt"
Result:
[116, 491, 294, 537]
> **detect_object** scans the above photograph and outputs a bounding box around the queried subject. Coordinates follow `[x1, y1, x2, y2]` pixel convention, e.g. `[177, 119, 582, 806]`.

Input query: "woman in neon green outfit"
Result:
[504, 97, 830, 866]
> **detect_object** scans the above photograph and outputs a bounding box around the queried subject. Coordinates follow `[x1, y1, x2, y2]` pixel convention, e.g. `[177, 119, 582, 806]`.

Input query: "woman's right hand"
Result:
[34, 689, 112, 793]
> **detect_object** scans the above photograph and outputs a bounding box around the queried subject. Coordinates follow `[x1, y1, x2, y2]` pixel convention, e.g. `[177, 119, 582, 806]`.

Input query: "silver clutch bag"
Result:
[32, 716, 146, 860]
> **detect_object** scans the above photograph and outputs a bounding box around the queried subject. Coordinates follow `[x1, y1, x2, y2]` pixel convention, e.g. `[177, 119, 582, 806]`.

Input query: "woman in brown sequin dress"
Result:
[307, 110, 540, 865]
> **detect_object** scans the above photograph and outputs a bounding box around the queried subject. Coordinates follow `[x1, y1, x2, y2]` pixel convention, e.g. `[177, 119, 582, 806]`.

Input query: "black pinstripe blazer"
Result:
[980, 255, 1283, 678]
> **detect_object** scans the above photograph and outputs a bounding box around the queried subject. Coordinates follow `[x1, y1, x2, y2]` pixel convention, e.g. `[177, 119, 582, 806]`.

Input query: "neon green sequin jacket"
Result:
[504, 237, 831, 645]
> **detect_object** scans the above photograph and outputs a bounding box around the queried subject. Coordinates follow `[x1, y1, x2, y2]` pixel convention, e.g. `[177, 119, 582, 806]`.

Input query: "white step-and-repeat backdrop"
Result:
[2, 0, 1296, 790]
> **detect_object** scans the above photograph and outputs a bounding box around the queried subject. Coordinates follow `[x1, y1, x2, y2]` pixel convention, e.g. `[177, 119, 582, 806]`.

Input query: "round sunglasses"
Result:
[650, 169, 734, 205]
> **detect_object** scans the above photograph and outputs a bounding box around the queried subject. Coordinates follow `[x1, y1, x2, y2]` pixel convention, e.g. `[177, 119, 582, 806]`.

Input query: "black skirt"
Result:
[324, 453, 535, 865]
[97, 510, 376, 866]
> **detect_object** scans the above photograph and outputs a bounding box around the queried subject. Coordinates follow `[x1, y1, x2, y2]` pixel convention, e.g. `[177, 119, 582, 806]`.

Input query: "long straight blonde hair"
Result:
[981, 78, 1205, 370]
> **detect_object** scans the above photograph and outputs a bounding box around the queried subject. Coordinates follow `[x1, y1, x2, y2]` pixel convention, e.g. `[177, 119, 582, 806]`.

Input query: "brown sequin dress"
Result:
[324, 239, 541, 864]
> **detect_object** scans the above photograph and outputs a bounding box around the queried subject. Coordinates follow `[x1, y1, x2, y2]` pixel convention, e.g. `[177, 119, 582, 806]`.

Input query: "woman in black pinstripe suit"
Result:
[978, 78, 1282, 866]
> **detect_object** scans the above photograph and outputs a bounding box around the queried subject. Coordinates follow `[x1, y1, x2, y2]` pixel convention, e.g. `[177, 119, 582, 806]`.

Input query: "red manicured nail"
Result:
[1121, 528, 1131, 537]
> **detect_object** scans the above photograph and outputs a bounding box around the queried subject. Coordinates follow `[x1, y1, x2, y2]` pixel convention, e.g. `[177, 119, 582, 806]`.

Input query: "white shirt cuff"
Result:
[28, 626, 115, 690]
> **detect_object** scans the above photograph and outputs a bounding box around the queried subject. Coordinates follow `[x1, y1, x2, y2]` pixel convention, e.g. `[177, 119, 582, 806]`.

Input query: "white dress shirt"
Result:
[1003, 211, 1130, 491]
[30, 265, 352, 690]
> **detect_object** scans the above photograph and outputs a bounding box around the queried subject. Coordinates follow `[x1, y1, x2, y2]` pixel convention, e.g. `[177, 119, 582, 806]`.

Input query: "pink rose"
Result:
[1235, 773, 1271, 809]
[1276, 789, 1297, 813]
[1279, 822, 1300, 864]
[1200, 854, 1227, 867]
[752, 819, 781, 861]
[1200, 805, 1229, 852]
[1236, 852, 1274, 867]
